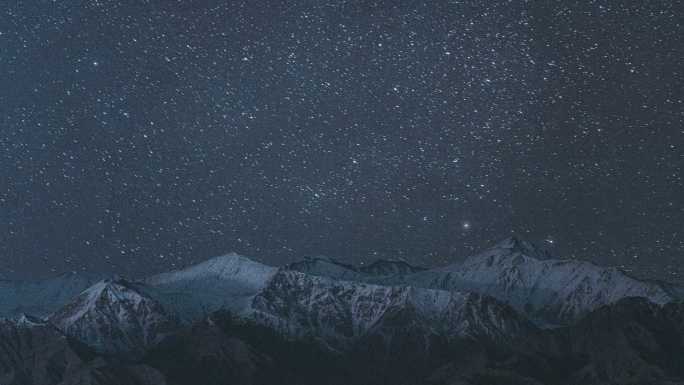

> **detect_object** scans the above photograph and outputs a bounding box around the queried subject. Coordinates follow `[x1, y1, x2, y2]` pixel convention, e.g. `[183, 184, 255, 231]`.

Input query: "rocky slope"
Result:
[248, 269, 535, 351]
[0, 317, 166, 385]
[286, 237, 678, 326]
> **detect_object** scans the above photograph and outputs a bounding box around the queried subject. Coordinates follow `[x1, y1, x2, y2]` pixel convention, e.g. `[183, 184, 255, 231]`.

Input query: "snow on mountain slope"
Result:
[49, 278, 177, 356]
[394, 237, 677, 325]
[248, 269, 534, 351]
[0, 271, 103, 318]
[145, 253, 277, 321]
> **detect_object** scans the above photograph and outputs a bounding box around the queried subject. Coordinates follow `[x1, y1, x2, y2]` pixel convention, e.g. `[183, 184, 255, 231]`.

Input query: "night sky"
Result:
[0, 1, 681, 280]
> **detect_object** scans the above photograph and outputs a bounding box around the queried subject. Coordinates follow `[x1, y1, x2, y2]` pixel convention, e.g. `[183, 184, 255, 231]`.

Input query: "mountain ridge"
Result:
[2, 237, 684, 384]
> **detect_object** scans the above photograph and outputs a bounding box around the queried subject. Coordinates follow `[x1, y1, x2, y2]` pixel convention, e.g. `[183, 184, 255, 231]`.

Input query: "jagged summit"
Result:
[75, 278, 139, 303]
[50, 278, 157, 317]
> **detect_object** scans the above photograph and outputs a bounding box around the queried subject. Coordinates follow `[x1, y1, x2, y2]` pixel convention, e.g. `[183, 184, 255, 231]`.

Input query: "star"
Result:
[0, 0, 679, 281]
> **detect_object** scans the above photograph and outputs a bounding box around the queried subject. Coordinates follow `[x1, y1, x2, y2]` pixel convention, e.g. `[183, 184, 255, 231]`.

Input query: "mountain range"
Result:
[1, 236, 683, 385]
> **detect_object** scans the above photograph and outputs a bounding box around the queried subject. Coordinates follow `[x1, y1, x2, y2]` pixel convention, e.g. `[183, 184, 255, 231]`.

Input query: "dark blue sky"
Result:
[0, 0, 681, 280]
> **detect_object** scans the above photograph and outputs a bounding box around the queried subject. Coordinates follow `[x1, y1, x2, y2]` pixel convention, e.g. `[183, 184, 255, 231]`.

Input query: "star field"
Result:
[0, 1, 682, 280]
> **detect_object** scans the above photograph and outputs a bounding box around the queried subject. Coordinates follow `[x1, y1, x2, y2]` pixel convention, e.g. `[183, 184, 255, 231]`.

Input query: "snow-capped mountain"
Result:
[284, 237, 679, 326]
[394, 237, 676, 325]
[248, 269, 534, 351]
[3, 240, 684, 385]
[143, 254, 534, 351]
[48, 278, 178, 356]
[143, 239, 681, 330]
[145, 253, 277, 321]
[0, 271, 104, 318]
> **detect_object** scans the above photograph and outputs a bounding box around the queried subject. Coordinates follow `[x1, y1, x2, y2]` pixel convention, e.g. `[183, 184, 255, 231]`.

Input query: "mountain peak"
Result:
[437, 237, 677, 325]
[148, 252, 276, 285]
[199, 252, 255, 267]
[145, 252, 278, 321]
[82, 277, 137, 298]
[458, 236, 549, 268]
[49, 278, 176, 356]
[53, 278, 151, 325]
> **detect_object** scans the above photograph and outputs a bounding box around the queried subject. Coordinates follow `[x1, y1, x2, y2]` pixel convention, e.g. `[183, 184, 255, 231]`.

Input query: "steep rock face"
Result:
[249, 270, 534, 351]
[145, 253, 277, 321]
[0, 272, 103, 318]
[48, 279, 177, 356]
[397, 237, 676, 325]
